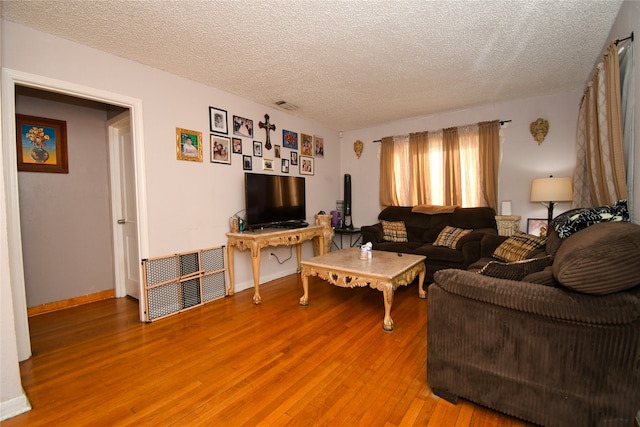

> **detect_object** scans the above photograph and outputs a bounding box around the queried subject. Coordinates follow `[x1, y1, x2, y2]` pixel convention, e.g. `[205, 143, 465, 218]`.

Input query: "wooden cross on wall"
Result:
[259, 114, 276, 150]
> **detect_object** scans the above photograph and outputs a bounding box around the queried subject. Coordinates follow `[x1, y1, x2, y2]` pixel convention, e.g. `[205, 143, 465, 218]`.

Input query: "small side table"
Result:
[332, 227, 362, 250]
[495, 215, 521, 236]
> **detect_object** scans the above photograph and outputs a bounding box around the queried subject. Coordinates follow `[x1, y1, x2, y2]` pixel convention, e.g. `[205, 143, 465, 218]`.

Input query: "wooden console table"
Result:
[226, 225, 327, 304]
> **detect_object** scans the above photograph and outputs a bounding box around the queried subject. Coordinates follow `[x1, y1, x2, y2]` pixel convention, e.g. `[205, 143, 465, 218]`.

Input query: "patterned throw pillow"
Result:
[551, 200, 629, 239]
[478, 255, 553, 281]
[492, 231, 546, 262]
[433, 226, 472, 249]
[381, 220, 408, 242]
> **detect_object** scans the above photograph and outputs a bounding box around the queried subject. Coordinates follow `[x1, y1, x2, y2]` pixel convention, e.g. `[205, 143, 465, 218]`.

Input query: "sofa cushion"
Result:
[478, 255, 553, 281]
[378, 206, 429, 242]
[433, 226, 472, 249]
[552, 221, 640, 295]
[380, 220, 408, 242]
[492, 231, 546, 262]
[551, 200, 629, 239]
[523, 266, 560, 287]
[372, 241, 423, 253]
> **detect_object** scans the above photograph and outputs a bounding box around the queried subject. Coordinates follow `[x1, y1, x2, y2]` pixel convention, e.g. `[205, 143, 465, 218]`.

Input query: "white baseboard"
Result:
[0, 390, 31, 421]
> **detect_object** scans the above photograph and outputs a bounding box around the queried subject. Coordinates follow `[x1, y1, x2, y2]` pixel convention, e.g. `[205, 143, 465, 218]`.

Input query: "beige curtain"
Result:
[379, 136, 399, 207]
[409, 131, 430, 203]
[574, 41, 627, 207]
[478, 120, 500, 210]
[379, 121, 500, 209]
[442, 127, 461, 206]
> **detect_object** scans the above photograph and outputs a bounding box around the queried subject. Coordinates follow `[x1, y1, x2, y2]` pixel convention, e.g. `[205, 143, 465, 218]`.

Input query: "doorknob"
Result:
[117, 219, 126, 224]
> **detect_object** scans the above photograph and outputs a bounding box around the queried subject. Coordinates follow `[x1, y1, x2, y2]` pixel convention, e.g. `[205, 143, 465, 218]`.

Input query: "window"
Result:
[380, 121, 500, 209]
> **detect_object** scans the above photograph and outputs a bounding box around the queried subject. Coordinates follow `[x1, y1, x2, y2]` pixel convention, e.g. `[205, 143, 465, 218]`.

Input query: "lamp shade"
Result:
[530, 177, 573, 202]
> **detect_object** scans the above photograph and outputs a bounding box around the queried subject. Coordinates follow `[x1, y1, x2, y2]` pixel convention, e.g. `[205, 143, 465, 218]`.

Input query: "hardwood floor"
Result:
[3, 274, 533, 427]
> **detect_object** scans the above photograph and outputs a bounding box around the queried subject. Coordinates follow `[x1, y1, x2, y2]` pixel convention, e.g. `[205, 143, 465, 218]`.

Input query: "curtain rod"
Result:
[373, 119, 511, 143]
[615, 32, 634, 45]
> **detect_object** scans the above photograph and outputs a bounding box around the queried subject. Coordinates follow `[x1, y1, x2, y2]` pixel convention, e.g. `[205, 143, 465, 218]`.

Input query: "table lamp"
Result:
[530, 176, 573, 224]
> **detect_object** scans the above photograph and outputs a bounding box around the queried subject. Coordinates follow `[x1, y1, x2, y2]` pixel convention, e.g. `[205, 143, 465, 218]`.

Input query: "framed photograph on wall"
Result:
[527, 218, 549, 237]
[274, 145, 281, 158]
[281, 158, 289, 173]
[314, 135, 324, 157]
[282, 129, 298, 149]
[301, 133, 313, 156]
[233, 115, 253, 138]
[253, 141, 262, 157]
[290, 151, 298, 166]
[242, 155, 252, 170]
[232, 137, 242, 154]
[263, 158, 274, 171]
[299, 155, 314, 175]
[210, 135, 231, 164]
[176, 127, 202, 162]
[209, 107, 228, 134]
[16, 114, 69, 173]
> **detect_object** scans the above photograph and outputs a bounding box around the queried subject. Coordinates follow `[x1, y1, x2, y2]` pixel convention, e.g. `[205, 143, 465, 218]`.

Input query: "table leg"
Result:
[295, 243, 302, 273]
[299, 268, 310, 306]
[382, 282, 394, 332]
[251, 247, 261, 304]
[227, 244, 235, 295]
[418, 268, 426, 299]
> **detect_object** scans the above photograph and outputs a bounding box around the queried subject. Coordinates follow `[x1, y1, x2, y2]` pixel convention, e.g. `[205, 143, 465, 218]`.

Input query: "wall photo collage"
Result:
[176, 106, 324, 176]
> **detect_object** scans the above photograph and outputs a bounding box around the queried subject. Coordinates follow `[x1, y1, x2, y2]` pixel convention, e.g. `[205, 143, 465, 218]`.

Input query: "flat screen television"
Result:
[244, 173, 306, 229]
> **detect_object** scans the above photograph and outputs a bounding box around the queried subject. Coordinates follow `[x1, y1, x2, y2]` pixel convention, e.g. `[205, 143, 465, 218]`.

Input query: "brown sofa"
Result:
[360, 206, 497, 282]
[427, 221, 640, 427]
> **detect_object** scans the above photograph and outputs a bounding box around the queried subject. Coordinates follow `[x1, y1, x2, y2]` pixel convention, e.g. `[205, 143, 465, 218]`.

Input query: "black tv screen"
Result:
[244, 173, 306, 229]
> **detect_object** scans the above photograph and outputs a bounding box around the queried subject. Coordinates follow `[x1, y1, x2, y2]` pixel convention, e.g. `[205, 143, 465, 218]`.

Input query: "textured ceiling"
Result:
[1, 0, 623, 131]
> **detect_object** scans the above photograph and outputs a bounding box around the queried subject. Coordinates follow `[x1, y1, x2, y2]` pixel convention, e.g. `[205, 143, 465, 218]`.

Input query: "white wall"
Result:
[17, 92, 115, 307]
[2, 20, 341, 290]
[341, 91, 580, 230]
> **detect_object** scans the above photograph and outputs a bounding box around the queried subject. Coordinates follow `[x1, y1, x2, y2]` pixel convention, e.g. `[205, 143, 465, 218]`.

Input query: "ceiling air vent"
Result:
[274, 100, 298, 110]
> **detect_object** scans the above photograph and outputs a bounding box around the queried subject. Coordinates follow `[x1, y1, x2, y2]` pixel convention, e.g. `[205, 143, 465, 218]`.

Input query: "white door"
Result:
[108, 112, 141, 300]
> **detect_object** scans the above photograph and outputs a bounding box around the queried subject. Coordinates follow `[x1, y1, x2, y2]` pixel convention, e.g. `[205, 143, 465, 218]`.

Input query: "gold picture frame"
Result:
[176, 127, 202, 162]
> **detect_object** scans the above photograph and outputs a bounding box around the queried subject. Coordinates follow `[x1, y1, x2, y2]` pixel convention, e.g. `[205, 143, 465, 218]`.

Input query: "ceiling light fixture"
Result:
[274, 100, 298, 111]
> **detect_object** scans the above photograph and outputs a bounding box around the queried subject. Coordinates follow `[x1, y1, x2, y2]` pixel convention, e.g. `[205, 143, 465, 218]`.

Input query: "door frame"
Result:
[1, 68, 150, 360]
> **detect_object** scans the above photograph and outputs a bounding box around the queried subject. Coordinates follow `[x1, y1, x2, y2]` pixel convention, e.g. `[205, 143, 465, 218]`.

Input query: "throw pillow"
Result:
[381, 220, 408, 242]
[478, 255, 553, 281]
[552, 222, 640, 294]
[433, 226, 472, 249]
[492, 231, 546, 262]
[551, 200, 629, 239]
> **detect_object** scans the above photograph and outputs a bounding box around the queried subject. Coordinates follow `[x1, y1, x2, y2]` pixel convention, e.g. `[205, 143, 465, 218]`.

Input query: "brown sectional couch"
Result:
[360, 206, 497, 282]
[427, 221, 640, 426]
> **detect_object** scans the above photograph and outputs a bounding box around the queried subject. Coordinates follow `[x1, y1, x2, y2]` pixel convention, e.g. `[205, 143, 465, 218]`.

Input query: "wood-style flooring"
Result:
[2, 274, 533, 426]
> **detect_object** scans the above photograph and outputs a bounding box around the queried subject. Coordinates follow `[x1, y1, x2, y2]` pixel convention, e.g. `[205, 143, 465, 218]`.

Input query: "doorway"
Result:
[16, 87, 134, 307]
[2, 69, 150, 361]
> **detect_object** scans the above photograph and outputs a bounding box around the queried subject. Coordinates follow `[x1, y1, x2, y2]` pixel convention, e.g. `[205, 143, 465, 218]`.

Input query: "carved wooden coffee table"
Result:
[299, 248, 426, 332]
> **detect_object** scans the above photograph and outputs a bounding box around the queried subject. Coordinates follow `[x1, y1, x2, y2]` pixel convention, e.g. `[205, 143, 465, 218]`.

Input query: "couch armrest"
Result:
[361, 223, 384, 244]
[433, 269, 640, 325]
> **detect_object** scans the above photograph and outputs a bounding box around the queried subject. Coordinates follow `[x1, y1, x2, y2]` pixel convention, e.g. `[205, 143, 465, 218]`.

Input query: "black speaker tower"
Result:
[343, 174, 353, 229]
